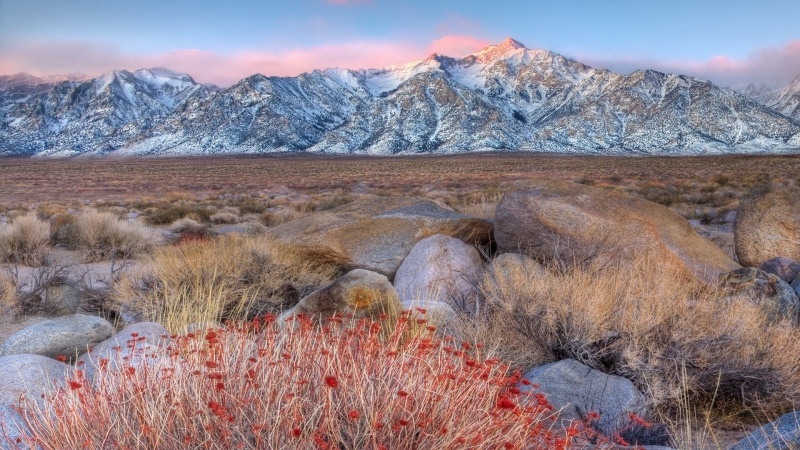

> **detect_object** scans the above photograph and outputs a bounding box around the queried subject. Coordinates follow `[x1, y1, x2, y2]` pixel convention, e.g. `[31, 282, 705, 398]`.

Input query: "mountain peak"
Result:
[499, 37, 526, 50]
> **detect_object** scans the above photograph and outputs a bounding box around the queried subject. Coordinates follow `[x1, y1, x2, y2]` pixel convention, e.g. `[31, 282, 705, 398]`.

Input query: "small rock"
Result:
[759, 256, 800, 283]
[729, 411, 800, 450]
[518, 359, 648, 438]
[41, 283, 84, 316]
[394, 235, 483, 314]
[401, 299, 457, 330]
[279, 269, 402, 322]
[720, 267, 800, 324]
[723, 210, 738, 224]
[0, 314, 113, 360]
[0, 354, 74, 409]
[77, 322, 170, 382]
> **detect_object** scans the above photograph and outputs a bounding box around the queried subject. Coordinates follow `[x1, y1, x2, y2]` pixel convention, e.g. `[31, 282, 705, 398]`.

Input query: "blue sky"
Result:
[2, 0, 799, 87]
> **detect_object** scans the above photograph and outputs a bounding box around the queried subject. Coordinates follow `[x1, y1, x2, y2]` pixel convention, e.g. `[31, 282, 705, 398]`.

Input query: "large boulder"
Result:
[720, 267, 800, 324]
[729, 411, 800, 450]
[0, 314, 114, 360]
[0, 354, 73, 409]
[495, 181, 740, 283]
[279, 269, 402, 322]
[518, 359, 648, 438]
[735, 185, 800, 267]
[268, 197, 492, 278]
[394, 235, 483, 314]
[76, 322, 170, 382]
[759, 256, 800, 283]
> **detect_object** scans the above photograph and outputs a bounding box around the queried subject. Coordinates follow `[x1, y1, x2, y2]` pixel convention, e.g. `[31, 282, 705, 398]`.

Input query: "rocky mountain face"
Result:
[752, 75, 800, 121]
[2, 39, 799, 157]
[0, 68, 216, 156]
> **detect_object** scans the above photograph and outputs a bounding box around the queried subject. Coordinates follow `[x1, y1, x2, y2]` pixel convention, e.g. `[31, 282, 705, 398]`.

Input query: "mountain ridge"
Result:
[2, 39, 799, 157]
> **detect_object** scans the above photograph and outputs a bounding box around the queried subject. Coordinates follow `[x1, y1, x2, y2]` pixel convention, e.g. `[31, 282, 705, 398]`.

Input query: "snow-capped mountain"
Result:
[2, 39, 800, 156]
[751, 75, 800, 120]
[0, 68, 217, 156]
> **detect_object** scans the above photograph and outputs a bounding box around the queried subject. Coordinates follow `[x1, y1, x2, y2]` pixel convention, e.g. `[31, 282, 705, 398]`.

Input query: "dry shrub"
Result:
[112, 235, 346, 332]
[458, 253, 800, 421]
[316, 193, 354, 211]
[72, 210, 158, 262]
[11, 316, 582, 450]
[169, 217, 211, 236]
[453, 192, 504, 220]
[0, 213, 50, 266]
[49, 213, 80, 248]
[35, 203, 67, 220]
[0, 271, 16, 312]
[260, 208, 304, 227]
[144, 204, 214, 225]
[210, 211, 240, 224]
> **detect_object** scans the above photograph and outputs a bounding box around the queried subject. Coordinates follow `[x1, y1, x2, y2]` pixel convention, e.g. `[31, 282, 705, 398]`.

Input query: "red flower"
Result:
[397, 390, 409, 397]
[291, 428, 302, 438]
[347, 410, 360, 420]
[496, 396, 516, 409]
[56, 355, 67, 363]
[324, 376, 338, 388]
[208, 401, 228, 419]
[204, 360, 218, 369]
[68, 380, 82, 390]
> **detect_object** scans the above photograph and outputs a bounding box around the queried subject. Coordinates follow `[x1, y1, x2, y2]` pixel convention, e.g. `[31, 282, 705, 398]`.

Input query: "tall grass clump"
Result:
[463, 253, 800, 423]
[0, 271, 16, 312]
[0, 213, 50, 266]
[9, 314, 592, 450]
[64, 210, 159, 262]
[112, 235, 347, 333]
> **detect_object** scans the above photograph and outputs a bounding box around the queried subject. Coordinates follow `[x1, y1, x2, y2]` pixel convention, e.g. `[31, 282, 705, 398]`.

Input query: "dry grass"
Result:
[453, 252, 800, 425]
[0, 270, 16, 313]
[65, 210, 159, 263]
[112, 235, 347, 333]
[168, 217, 211, 236]
[0, 213, 50, 266]
[2, 155, 799, 226]
[209, 211, 240, 224]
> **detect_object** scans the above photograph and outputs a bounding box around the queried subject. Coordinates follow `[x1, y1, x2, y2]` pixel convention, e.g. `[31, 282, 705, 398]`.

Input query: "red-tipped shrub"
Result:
[7, 313, 595, 449]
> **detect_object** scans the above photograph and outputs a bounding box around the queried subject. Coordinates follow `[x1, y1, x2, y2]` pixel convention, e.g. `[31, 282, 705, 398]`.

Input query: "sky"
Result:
[1, 0, 800, 88]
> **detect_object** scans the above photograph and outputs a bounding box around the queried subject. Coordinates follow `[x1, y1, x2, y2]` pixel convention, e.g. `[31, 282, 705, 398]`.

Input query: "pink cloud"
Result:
[0, 36, 494, 87]
[580, 40, 800, 88]
[427, 35, 490, 58]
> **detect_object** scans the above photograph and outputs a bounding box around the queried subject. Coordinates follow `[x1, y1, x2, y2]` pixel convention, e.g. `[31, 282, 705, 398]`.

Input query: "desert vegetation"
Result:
[1, 154, 799, 449]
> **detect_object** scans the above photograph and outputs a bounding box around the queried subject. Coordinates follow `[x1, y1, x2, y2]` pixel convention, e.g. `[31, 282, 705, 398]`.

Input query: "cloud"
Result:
[579, 40, 800, 88]
[0, 35, 489, 86]
[427, 35, 490, 58]
[9, 36, 798, 89]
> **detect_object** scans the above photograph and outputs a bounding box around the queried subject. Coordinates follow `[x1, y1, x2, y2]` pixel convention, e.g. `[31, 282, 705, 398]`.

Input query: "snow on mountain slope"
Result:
[2, 39, 799, 157]
[0, 69, 217, 156]
[754, 75, 800, 120]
